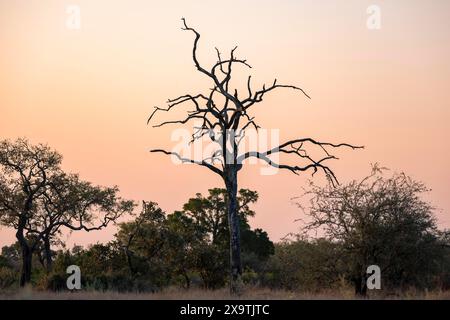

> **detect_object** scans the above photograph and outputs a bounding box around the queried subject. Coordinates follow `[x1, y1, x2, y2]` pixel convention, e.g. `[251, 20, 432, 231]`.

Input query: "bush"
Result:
[43, 272, 68, 291]
[0, 267, 18, 290]
[242, 267, 259, 285]
[261, 238, 344, 291]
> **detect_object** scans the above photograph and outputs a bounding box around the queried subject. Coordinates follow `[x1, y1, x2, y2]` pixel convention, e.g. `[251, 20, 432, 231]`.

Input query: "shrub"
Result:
[0, 267, 18, 290]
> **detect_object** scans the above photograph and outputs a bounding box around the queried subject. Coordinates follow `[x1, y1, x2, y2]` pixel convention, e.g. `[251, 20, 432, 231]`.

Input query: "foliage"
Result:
[0, 138, 133, 286]
[263, 237, 344, 291]
[1, 164, 449, 295]
[302, 165, 450, 294]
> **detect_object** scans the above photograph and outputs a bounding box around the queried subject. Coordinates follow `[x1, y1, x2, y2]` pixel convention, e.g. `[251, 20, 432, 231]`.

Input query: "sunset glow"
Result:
[1, 0, 449, 248]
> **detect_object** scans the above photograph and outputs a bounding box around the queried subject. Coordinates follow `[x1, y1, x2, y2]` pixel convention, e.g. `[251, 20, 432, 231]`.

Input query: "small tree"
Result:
[183, 188, 273, 261]
[165, 211, 204, 289]
[116, 202, 169, 279]
[182, 188, 257, 246]
[182, 188, 274, 286]
[149, 19, 361, 294]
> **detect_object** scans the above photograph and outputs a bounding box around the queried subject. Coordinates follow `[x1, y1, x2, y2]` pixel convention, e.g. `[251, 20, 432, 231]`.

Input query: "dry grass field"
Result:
[1, 286, 449, 300]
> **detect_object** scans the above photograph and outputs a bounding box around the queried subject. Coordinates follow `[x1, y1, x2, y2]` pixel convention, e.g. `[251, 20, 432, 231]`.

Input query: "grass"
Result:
[1, 286, 449, 300]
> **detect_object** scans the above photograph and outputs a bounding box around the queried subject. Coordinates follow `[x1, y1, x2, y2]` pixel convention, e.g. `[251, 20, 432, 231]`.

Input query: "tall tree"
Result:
[0, 139, 132, 284]
[148, 19, 362, 294]
[0, 139, 62, 286]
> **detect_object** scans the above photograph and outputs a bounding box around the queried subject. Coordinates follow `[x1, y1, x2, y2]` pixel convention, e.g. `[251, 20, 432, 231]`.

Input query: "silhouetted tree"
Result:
[0, 138, 133, 285]
[182, 188, 257, 246]
[181, 188, 274, 287]
[116, 201, 172, 286]
[0, 139, 62, 286]
[148, 18, 362, 294]
[165, 211, 203, 289]
[183, 188, 273, 261]
[302, 165, 445, 295]
[30, 172, 134, 272]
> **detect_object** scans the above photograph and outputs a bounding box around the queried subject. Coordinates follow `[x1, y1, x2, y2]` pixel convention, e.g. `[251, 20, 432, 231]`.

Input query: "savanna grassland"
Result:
[1, 286, 450, 300]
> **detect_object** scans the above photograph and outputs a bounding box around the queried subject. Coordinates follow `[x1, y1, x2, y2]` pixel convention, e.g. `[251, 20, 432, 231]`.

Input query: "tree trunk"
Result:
[20, 247, 32, 287]
[225, 166, 242, 295]
[16, 214, 32, 287]
[182, 269, 190, 290]
[43, 236, 52, 273]
[125, 247, 136, 275]
[354, 274, 368, 297]
[16, 230, 33, 287]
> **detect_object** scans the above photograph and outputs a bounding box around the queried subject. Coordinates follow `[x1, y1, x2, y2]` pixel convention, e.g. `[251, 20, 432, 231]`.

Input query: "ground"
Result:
[1, 287, 449, 300]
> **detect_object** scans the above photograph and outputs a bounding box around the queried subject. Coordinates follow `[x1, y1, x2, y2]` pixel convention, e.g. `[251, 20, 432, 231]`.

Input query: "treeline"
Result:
[1, 177, 449, 294]
[0, 188, 274, 291]
[1, 139, 450, 295]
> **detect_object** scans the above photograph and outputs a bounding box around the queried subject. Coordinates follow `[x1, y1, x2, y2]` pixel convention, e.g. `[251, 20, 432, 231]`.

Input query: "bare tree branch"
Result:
[151, 149, 223, 177]
[147, 18, 363, 295]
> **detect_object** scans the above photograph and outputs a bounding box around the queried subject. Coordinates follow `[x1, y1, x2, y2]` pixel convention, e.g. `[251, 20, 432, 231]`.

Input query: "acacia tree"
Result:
[0, 139, 61, 286]
[0, 139, 133, 284]
[29, 172, 134, 272]
[148, 19, 362, 294]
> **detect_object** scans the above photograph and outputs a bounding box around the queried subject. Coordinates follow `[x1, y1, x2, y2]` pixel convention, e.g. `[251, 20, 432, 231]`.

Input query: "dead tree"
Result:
[148, 18, 363, 294]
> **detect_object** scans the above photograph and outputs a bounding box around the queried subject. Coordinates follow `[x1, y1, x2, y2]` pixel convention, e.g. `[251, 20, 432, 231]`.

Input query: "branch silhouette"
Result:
[148, 18, 363, 294]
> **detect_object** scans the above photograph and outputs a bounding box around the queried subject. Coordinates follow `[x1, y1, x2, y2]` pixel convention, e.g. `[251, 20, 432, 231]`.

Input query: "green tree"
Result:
[181, 188, 274, 287]
[182, 188, 273, 261]
[182, 188, 257, 246]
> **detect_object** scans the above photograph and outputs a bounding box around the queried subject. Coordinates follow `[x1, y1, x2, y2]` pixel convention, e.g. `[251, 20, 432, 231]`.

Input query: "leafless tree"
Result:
[148, 18, 363, 294]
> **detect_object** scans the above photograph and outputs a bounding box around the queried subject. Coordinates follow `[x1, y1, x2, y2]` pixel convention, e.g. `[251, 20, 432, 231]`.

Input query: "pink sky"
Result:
[1, 0, 449, 247]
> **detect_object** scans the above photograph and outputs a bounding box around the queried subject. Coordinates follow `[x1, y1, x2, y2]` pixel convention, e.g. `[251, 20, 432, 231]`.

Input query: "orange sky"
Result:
[1, 0, 449, 247]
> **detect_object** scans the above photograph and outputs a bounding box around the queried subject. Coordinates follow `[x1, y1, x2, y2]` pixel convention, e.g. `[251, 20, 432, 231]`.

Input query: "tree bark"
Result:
[225, 166, 242, 295]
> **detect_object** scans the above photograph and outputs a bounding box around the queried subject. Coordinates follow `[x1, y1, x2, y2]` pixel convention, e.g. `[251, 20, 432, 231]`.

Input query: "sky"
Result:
[1, 0, 449, 247]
